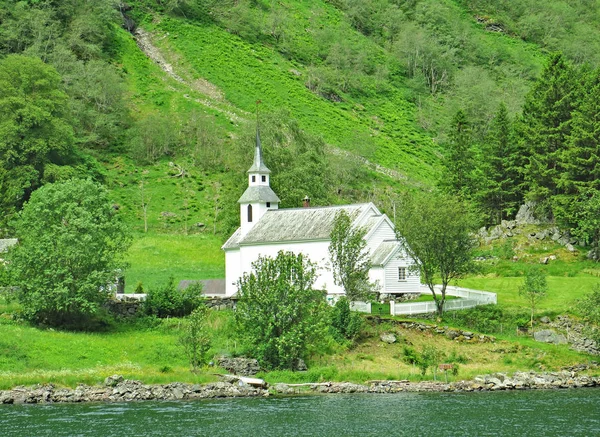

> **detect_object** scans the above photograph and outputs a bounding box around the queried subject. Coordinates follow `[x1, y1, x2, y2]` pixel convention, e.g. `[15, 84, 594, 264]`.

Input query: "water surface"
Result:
[1, 389, 599, 436]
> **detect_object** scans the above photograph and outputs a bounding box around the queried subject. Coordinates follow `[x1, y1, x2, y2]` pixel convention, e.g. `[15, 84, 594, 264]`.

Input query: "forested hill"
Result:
[2, 0, 600, 240]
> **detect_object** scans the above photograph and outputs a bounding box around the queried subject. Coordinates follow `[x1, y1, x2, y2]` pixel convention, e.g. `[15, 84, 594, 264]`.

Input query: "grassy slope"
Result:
[141, 15, 437, 182]
[0, 305, 593, 389]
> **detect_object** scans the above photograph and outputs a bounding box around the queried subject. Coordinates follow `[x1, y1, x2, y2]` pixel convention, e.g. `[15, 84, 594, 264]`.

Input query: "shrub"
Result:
[329, 297, 364, 343]
[577, 283, 600, 343]
[143, 277, 204, 318]
[179, 305, 211, 372]
[446, 305, 530, 335]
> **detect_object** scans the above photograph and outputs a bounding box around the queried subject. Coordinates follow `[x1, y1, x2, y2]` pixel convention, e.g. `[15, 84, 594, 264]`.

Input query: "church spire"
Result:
[247, 125, 271, 174]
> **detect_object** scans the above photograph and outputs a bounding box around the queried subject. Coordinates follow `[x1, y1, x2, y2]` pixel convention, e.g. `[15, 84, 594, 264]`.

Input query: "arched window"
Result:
[247, 204, 253, 223]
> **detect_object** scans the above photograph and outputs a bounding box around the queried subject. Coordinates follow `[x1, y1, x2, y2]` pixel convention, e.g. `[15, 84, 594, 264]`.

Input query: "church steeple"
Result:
[238, 124, 280, 236]
[247, 127, 271, 174]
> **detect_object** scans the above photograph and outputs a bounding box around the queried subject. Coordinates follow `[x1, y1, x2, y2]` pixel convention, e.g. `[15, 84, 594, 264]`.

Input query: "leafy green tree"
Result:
[6, 179, 130, 327]
[235, 251, 328, 370]
[394, 191, 478, 317]
[329, 210, 376, 301]
[519, 267, 548, 331]
[329, 296, 363, 343]
[439, 110, 476, 199]
[0, 55, 75, 224]
[179, 305, 212, 372]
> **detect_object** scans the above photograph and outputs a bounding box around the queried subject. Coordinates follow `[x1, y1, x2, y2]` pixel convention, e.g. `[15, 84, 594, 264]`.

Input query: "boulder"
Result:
[295, 358, 308, 371]
[104, 375, 124, 387]
[534, 329, 568, 345]
[380, 333, 397, 344]
[216, 356, 261, 376]
[515, 202, 541, 225]
[445, 330, 460, 340]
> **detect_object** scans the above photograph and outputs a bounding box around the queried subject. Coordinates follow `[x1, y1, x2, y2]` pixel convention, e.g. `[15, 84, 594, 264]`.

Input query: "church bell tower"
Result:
[238, 127, 280, 236]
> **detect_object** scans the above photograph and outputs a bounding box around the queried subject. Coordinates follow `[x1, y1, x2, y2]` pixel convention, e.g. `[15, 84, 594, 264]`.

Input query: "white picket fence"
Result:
[351, 285, 497, 316]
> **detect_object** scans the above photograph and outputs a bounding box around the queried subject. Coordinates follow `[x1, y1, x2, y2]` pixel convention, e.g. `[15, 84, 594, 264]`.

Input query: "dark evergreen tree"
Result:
[561, 70, 600, 193]
[439, 110, 476, 199]
[478, 103, 521, 224]
[517, 53, 580, 204]
[553, 70, 600, 251]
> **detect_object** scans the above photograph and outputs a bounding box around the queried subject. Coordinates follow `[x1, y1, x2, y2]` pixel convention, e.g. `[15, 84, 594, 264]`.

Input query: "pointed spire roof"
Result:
[247, 127, 271, 174]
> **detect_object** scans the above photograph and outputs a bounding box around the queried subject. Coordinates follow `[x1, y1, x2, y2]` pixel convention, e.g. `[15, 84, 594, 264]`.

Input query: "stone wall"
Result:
[104, 297, 236, 318]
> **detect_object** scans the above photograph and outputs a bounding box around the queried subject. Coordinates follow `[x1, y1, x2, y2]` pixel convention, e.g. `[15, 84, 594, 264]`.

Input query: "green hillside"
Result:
[2, 0, 600, 288]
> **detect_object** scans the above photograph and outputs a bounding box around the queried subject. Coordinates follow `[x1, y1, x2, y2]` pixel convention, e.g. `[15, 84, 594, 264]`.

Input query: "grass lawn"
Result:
[459, 275, 598, 313]
[124, 233, 225, 293]
[0, 308, 235, 390]
[1, 292, 595, 390]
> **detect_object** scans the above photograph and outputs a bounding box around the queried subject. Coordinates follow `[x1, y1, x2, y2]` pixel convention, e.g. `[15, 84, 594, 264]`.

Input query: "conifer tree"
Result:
[561, 70, 600, 193]
[518, 53, 580, 203]
[439, 110, 476, 198]
[479, 103, 521, 223]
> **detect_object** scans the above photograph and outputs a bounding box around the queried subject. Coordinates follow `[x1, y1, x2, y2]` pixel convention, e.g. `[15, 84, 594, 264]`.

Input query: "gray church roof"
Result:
[370, 240, 401, 266]
[247, 128, 271, 174]
[238, 185, 281, 204]
[223, 203, 376, 249]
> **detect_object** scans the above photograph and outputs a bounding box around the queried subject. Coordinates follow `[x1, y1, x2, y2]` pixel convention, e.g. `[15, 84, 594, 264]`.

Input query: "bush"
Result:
[446, 305, 530, 335]
[179, 305, 211, 372]
[329, 297, 363, 343]
[143, 277, 204, 318]
[577, 284, 600, 343]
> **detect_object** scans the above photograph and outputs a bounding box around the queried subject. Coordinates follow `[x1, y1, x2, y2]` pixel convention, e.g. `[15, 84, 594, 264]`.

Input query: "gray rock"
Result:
[216, 356, 261, 376]
[104, 375, 124, 387]
[566, 244, 576, 252]
[295, 358, 308, 371]
[380, 333, 397, 344]
[515, 202, 541, 225]
[540, 316, 551, 324]
[534, 329, 568, 345]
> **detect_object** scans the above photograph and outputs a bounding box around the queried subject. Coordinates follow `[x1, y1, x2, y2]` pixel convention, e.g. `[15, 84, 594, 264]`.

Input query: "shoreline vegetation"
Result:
[1, 371, 599, 405]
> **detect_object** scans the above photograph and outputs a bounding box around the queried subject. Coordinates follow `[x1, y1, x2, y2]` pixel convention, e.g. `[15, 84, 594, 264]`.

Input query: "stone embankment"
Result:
[276, 371, 600, 395]
[1, 370, 598, 404]
[0, 375, 268, 405]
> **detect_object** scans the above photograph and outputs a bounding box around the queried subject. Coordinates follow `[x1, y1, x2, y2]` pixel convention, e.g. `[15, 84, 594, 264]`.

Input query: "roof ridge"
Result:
[264, 203, 373, 212]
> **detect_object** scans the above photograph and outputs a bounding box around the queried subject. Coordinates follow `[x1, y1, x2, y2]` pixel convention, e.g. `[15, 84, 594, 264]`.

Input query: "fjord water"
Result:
[2, 390, 599, 437]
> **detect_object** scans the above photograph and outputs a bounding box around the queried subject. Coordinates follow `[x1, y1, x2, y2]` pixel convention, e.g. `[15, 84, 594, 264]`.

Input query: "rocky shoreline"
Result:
[0, 371, 599, 404]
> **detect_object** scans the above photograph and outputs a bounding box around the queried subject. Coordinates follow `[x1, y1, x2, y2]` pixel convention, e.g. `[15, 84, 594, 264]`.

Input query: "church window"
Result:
[261, 175, 266, 182]
[266, 202, 271, 208]
[247, 204, 253, 222]
[252, 176, 256, 182]
[398, 267, 407, 281]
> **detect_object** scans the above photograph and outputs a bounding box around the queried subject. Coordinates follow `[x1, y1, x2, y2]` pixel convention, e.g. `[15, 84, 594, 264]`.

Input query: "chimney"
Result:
[303, 195, 311, 208]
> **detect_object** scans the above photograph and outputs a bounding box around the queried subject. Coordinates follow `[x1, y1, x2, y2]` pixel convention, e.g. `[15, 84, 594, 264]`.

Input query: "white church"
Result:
[222, 130, 420, 299]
